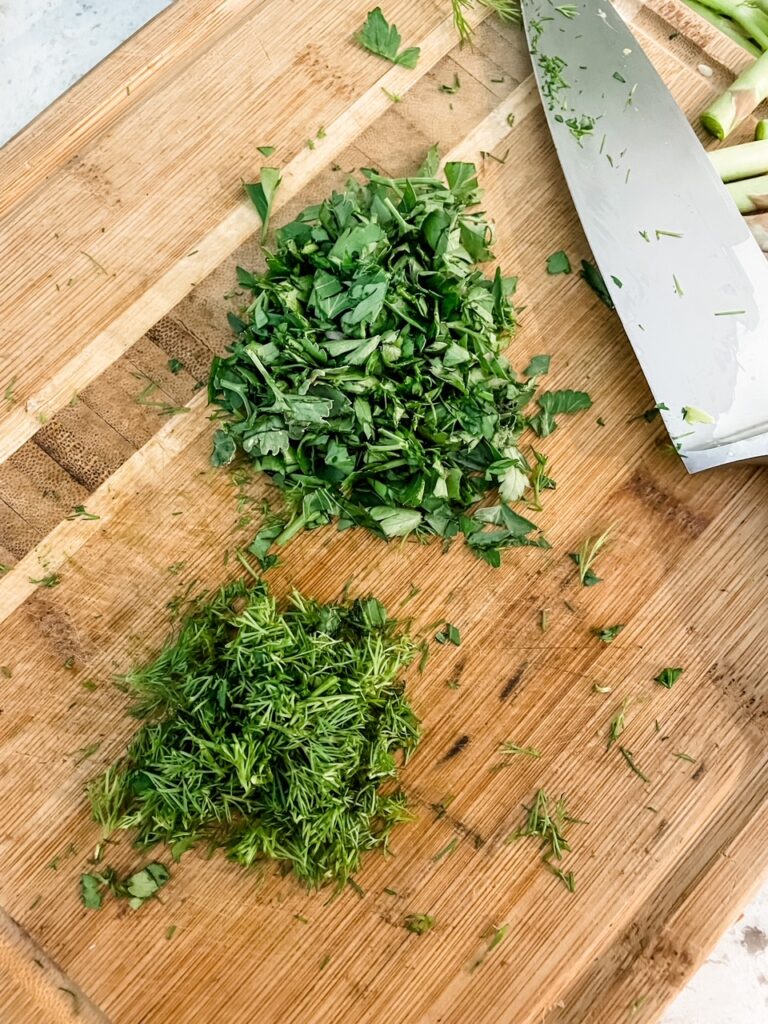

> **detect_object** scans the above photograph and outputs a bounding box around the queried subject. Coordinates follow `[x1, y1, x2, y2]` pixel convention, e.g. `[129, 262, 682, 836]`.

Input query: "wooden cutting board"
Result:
[1, 2, 767, 1022]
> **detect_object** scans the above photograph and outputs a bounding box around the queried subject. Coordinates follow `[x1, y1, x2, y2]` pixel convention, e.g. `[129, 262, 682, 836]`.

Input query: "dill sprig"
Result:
[88, 578, 421, 889]
[570, 526, 613, 586]
[450, 0, 521, 43]
[509, 789, 584, 890]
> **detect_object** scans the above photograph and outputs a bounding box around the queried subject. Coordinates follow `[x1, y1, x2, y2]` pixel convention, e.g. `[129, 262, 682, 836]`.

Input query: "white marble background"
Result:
[1, 2, 767, 1020]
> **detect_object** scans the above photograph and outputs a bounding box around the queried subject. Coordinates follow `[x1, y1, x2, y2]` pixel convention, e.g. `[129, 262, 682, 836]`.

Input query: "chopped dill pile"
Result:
[88, 577, 421, 889]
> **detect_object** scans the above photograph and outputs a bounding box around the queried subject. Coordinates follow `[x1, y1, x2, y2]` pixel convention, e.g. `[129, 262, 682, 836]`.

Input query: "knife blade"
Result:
[521, 0, 768, 472]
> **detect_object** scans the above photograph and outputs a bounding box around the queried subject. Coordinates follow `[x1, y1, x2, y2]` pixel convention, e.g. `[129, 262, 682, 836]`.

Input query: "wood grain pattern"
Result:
[1, 2, 767, 1023]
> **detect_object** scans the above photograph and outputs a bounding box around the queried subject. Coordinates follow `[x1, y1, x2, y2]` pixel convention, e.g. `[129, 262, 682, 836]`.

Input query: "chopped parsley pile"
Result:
[210, 159, 590, 567]
[88, 578, 420, 888]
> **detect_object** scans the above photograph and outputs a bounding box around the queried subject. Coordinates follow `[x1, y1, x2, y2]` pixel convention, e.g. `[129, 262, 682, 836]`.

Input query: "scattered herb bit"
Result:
[593, 683, 612, 694]
[556, 4, 578, 17]
[71, 742, 101, 766]
[487, 923, 509, 949]
[167, 561, 186, 575]
[596, 416, 606, 426]
[88, 578, 421, 888]
[607, 699, 628, 749]
[655, 229, 683, 239]
[399, 584, 421, 606]
[546, 250, 572, 275]
[714, 309, 746, 317]
[79, 250, 109, 275]
[356, 7, 420, 68]
[4, 376, 17, 405]
[610, 275, 623, 288]
[210, 162, 583, 567]
[306, 138, 316, 150]
[432, 836, 460, 862]
[404, 913, 436, 934]
[524, 354, 551, 376]
[619, 746, 650, 783]
[67, 505, 100, 521]
[244, 167, 282, 243]
[539, 608, 549, 633]
[682, 406, 715, 425]
[63, 657, 74, 669]
[81, 679, 97, 691]
[0, 666, 11, 679]
[672, 273, 684, 297]
[294, 913, 309, 923]
[654, 667, 683, 689]
[439, 73, 461, 94]
[580, 260, 614, 308]
[381, 87, 402, 102]
[674, 751, 696, 763]
[257, 145, 275, 157]
[435, 623, 461, 646]
[613, 71, 626, 83]
[80, 873, 104, 909]
[384, 887, 399, 896]
[316, 126, 326, 139]
[319, 954, 331, 970]
[29, 573, 61, 588]
[545, 862, 576, 891]
[499, 742, 541, 758]
[529, 389, 593, 437]
[569, 527, 611, 586]
[593, 624, 624, 644]
[636, 401, 669, 423]
[480, 147, 510, 165]
[509, 790, 582, 891]
[167, 358, 185, 374]
[165, 925, 177, 940]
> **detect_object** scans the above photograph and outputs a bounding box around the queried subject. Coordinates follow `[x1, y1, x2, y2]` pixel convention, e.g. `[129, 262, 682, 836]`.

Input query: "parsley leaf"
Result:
[244, 167, 281, 242]
[529, 389, 592, 436]
[524, 354, 551, 376]
[356, 7, 420, 68]
[580, 259, 614, 308]
[546, 250, 572, 275]
[593, 624, 624, 643]
[654, 667, 683, 689]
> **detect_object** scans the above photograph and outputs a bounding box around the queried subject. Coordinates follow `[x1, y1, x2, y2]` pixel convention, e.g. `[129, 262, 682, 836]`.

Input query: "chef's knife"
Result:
[521, 0, 768, 472]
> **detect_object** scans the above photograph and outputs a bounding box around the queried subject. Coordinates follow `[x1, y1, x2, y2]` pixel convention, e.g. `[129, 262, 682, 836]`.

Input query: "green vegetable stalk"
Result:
[708, 138, 768, 180]
[726, 172, 768, 211]
[756, 119, 768, 139]
[701, 50, 768, 139]
[683, 0, 760, 55]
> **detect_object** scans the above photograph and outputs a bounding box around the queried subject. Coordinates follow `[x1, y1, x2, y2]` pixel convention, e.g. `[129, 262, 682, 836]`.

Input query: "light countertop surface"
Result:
[1, 2, 767, 1021]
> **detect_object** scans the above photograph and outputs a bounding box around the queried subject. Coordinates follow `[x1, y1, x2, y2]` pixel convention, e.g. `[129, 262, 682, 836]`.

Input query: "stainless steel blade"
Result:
[521, 0, 768, 472]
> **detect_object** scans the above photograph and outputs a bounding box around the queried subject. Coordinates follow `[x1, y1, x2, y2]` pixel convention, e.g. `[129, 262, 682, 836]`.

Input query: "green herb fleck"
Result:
[435, 623, 461, 646]
[29, 572, 61, 588]
[439, 73, 461, 94]
[682, 406, 714, 425]
[580, 260, 614, 308]
[67, 505, 100, 521]
[244, 168, 282, 243]
[432, 836, 460, 862]
[356, 7, 420, 67]
[405, 913, 435, 934]
[593, 624, 624, 644]
[546, 250, 572, 275]
[619, 746, 650, 783]
[569, 527, 612, 586]
[654, 667, 683, 689]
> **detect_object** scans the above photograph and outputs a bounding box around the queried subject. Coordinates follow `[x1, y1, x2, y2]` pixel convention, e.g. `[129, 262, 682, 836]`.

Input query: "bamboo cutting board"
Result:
[1, 2, 767, 1022]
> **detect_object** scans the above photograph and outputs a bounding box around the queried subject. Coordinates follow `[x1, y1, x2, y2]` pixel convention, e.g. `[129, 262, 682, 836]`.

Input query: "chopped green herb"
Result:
[654, 667, 683, 689]
[618, 746, 650, 783]
[545, 862, 576, 891]
[593, 683, 612, 694]
[524, 354, 551, 376]
[580, 260, 614, 308]
[4, 376, 17, 405]
[71, 742, 101, 766]
[435, 623, 461, 646]
[672, 273, 684, 297]
[607, 699, 628, 749]
[167, 561, 186, 575]
[546, 250, 572, 275]
[596, 416, 606, 426]
[356, 7, 420, 67]
[0, 666, 11, 679]
[210, 162, 582, 567]
[257, 145, 275, 157]
[556, 4, 578, 17]
[67, 505, 100, 521]
[165, 925, 177, 940]
[450, 0, 521, 44]
[244, 167, 282, 243]
[432, 836, 460, 862]
[499, 742, 541, 758]
[593, 624, 624, 644]
[29, 572, 61, 588]
[81, 679, 97, 691]
[167, 358, 185, 374]
[613, 71, 626, 82]
[674, 751, 696, 763]
[569, 527, 612, 586]
[610, 275, 623, 288]
[439, 73, 461, 94]
[509, 790, 582, 891]
[655, 229, 683, 239]
[381, 87, 402, 102]
[529, 389, 593, 437]
[88, 577, 421, 888]
[80, 874, 103, 910]
[539, 608, 549, 633]
[636, 401, 669, 423]
[404, 913, 435, 934]
[714, 309, 746, 316]
[487, 923, 509, 949]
